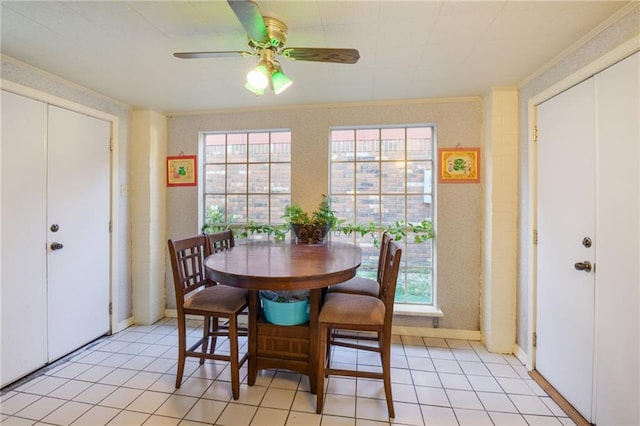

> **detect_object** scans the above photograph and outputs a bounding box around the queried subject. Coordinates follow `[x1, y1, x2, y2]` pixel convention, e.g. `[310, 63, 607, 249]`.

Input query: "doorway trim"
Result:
[0, 79, 122, 334]
[526, 36, 640, 370]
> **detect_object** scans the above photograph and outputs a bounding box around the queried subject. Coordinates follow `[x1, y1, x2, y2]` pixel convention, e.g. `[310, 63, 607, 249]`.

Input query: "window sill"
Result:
[393, 304, 444, 317]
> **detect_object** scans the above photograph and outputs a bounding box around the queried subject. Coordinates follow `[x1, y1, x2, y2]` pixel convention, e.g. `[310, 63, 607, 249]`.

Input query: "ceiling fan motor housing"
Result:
[263, 17, 287, 48]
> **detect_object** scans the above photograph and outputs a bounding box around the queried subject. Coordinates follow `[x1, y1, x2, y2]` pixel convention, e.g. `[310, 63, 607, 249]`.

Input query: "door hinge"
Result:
[533, 332, 537, 347]
[109, 302, 113, 315]
[109, 138, 113, 151]
[533, 126, 538, 142]
[109, 221, 112, 233]
[533, 229, 538, 245]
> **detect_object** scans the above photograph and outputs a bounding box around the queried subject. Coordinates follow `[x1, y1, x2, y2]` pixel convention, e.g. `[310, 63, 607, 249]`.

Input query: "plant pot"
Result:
[291, 223, 330, 245]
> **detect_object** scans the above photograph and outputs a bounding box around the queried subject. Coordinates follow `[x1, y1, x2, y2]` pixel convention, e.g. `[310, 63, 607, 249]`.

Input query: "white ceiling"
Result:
[0, 1, 629, 113]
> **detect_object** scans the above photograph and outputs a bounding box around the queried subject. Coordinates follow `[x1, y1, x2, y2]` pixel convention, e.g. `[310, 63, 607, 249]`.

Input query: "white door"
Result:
[0, 91, 48, 386]
[536, 78, 596, 420]
[593, 52, 640, 425]
[46, 105, 111, 360]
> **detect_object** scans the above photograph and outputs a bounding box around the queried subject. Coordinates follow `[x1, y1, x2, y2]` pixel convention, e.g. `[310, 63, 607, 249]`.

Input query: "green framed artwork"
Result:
[439, 147, 480, 183]
[167, 155, 197, 187]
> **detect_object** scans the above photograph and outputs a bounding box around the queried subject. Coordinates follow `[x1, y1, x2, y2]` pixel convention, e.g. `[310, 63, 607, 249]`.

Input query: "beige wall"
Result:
[482, 88, 518, 353]
[132, 110, 167, 325]
[167, 98, 483, 331]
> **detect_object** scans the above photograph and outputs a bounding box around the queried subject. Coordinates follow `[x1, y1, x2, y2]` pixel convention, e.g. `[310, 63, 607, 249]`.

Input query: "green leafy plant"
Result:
[339, 220, 434, 247]
[282, 205, 311, 225]
[201, 205, 288, 241]
[283, 195, 344, 244]
[312, 194, 343, 230]
[284, 195, 342, 228]
[202, 195, 434, 246]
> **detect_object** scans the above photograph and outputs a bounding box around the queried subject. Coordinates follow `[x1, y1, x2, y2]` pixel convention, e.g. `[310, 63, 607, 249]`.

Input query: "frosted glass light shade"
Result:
[246, 64, 269, 90]
[272, 70, 293, 94]
[244, 81, 265, 95]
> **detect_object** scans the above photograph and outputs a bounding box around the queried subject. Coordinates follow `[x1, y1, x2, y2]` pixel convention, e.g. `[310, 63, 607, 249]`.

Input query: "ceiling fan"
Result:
[173, 0, 360, 95]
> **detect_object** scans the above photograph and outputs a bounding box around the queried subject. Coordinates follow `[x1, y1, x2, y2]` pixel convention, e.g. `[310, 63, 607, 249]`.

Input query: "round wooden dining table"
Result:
[204, 240, 362, 393]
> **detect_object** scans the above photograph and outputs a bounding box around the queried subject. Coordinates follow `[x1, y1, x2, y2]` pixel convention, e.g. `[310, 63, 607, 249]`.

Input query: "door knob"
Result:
[574, 261, 592, 272]
[50, 242, 64, 251]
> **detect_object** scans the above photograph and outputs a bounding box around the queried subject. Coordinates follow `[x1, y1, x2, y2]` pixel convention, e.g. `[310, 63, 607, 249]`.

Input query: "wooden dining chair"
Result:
[316, 240, 402, 418]
[204, 229, 249, 328]
[206, 229, 235, 253]
[168, 234, 248, 399]
[327, 231, 391, 298]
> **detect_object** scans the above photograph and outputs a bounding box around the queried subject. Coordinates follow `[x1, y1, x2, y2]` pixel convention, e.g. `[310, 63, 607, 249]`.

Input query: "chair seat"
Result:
[319, 293, 385, 326]
[327, 276, 379, 297]
[184, 285, 248, 314]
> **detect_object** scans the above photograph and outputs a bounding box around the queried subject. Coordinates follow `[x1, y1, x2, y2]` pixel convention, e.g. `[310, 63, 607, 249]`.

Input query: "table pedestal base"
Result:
[247, 289, 320, 394]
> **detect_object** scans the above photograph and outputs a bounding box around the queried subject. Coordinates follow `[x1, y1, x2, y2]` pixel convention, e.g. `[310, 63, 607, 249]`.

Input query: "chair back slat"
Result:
[206, 230, 235, 254]
[376, 231, 392, 283]
[168, 235, 210, 298]
[379, 240, 402, 320]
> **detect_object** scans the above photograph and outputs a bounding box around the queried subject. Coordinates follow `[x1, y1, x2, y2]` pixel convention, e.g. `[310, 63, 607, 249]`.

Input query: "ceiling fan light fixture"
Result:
[174, 2, 360, 97]
[244, 81, 265, 95]
[271, 70, 293, 94]
[246, 63, 270, 90]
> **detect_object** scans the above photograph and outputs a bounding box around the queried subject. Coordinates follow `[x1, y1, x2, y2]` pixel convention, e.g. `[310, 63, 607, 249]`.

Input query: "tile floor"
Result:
[1, 318, 574, 425]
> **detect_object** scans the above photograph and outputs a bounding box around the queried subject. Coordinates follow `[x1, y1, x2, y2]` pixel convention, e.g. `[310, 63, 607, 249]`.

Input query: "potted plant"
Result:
[283, 195, 341, 244]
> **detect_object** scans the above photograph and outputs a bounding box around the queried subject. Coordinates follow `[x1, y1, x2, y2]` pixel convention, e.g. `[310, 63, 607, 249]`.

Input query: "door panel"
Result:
[593, 52, 640, 425]
[536, 78, 595, 420]
[0, 91, 48, 386]
[46, 105, 110, 361]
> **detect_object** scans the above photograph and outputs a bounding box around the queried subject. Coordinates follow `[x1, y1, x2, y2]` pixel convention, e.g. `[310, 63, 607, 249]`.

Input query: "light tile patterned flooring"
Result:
[1, 318, 574, 425]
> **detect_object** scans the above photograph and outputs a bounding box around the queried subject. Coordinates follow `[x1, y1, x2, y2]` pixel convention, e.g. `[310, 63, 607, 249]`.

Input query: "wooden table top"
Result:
[204, 241, 362, 291]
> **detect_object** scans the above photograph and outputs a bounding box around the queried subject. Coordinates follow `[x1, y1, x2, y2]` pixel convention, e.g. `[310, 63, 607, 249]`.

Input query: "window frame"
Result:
[329, 124, 438, 310]
[198, 129, 292, 235]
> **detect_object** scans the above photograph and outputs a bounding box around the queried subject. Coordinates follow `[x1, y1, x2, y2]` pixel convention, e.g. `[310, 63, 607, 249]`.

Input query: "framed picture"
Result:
[439, 147, 480, 183]
[167, 155, 197, 187]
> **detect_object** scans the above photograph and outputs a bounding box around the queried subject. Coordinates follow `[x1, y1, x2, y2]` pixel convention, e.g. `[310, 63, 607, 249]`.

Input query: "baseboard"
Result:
[392, 325, 481, 341]
[513, 343, 530, 367]
[113, 316, 134, 333]
[529, 370, 591, 426]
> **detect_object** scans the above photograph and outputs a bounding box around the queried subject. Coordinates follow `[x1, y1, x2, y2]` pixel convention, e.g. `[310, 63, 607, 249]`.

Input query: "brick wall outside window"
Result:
[202, 131, 291, 230]
[330, 126, 435, 305]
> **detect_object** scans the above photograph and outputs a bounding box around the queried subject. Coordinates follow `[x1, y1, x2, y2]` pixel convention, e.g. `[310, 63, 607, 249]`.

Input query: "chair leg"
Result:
[325, 328, 332, 366]
[200, 317, 210, 365]
[175, 316, 187, 388]
[316, 323, 328, 414]
[228, 315, 240, 400]
[380, 331, 394, 418]
[209, 317, 219, 355]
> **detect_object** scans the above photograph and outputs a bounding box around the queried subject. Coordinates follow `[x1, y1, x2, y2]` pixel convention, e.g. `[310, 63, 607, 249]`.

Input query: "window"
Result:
[330, 126, 435, 305]
[200, 130, 291, 236]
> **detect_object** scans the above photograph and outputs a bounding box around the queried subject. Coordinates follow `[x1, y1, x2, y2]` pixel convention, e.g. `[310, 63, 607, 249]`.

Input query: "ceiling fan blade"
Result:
[282, 48, 360, 64]
[227, 0, 269, 44]
[173, 51, 254, 59]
